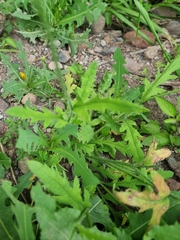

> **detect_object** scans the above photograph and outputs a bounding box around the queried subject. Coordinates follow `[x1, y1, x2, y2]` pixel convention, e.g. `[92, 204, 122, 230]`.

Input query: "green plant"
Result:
[1, 44, 180, 238]
[141, 96, 180, 151]
[0, 0, 106, 56]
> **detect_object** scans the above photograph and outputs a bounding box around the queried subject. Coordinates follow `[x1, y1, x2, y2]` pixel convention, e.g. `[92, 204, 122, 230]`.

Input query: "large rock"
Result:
[124, 30, 155, 49]
[91, 15, 105, 34]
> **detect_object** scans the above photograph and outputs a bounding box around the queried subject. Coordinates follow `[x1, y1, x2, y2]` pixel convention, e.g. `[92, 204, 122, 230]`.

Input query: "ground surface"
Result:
[1, 11, 180, 191]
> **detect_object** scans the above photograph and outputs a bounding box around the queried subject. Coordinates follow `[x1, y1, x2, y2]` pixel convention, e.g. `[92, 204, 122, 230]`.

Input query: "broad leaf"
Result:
[114, 171, 170, 230]
[16, 126, 48, 153]
[156, 97, 177, 117]
[144, 222, 180, 240]
[31, 183, 80, 240]
[28, 161, 91, 210]
[0, 185, 18, 240]
[144, 141, 171, 166]
[78, 125, 94, 143]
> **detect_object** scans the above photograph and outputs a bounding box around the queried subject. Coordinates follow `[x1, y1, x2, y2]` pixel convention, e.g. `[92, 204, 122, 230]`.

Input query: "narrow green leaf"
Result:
[156, 97, 176, 117]
[120, 120, 144, 162]
[28, 161, 91, 210]
[113, 48, 128, 97]
[2, 181, 35, 240]
[6, 106, 67, 128]
[74, 95, 149, 122]
[0, 184, 18, 240]
[76, 61, 97, 102]
[141, 56, 180, 102]
[14, 171, 33, 198]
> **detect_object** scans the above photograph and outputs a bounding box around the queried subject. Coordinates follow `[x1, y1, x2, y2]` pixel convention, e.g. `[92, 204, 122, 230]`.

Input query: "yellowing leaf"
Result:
[65, 72, 76, 94]
[144, 140, 171, 165]
[114, 171, 170, 230]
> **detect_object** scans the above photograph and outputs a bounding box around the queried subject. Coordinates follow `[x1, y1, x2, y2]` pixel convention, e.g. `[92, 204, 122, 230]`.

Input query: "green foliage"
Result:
[1, 5, 180, 235]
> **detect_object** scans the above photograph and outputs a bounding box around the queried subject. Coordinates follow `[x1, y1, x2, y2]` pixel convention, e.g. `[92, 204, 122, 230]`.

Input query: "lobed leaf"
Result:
[76, 61, 97, 102]
[6, 106, 67, 128]
[120, 120, 144, 162]
[31, 183, 80, 240]
[113, 48, 128, 97]
[74, 95, 149, 122]
[51, 147, 100, 186]
[114, 171, 170, 230]
[28, 161, 91, 210]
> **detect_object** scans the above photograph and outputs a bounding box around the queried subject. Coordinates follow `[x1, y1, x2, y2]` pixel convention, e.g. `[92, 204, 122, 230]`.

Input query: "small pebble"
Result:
[100, 39, 106, 47]
[53, 40, 61, 47]
[48, 61, 63, 70]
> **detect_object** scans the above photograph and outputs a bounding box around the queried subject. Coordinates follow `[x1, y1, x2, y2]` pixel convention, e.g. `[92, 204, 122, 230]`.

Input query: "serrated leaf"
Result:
[2, 180, 35, 240]
[98, 70, 113, 94]
[99, 112, 121, 133]
[6, 106, 67, 128]
[52, 124, 78, 146]
[16, 126, 47, 154]
[114, 171, 170, 230]
[156, 97, 176, 117]
[92, 138, 127, 157]
[51, 147, 99, 186]
[59, 0, 106, 27]
[28, 161, 91, 210]
[78, 125, 94, 143]
[31, 183, 80, 240]
[141, 56, 180, 102]
[12, 8, 36, 20]
[65, 72, 76, 94]
[76, 61, 97, 102]
[17, 30, 46, 44]
[144, 222, 180, 240]
[113, 48, 128, 97]
[74, 95, 149, 122]
[120, 120, 144, 162]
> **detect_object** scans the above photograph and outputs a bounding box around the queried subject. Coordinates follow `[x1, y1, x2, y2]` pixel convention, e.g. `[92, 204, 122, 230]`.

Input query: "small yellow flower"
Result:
[19, 71, 26, 80]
